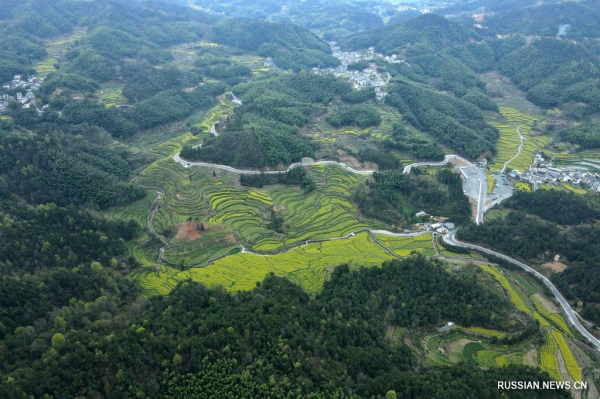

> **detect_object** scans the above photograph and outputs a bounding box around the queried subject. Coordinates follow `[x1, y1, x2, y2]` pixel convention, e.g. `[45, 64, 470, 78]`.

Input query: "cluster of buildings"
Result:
[311, 43, 391, 99]
[414, 211, 456, 233]
[0, 75, 44, 113]
[514, 154, 600, 192]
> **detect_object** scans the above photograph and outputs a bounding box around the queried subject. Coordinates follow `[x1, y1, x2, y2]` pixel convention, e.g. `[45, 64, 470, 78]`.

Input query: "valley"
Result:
[2, 0, 600, 397]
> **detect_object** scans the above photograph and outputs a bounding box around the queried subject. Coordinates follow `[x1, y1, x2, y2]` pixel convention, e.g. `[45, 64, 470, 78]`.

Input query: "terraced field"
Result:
[425, 335, 457, 366]
[561, 183, 586, 195]
[551, 149, 600, 166]
[130, 232, 394, 295]
[479, 265, 532, 313]
[375, 233, 436, 257]
[531, 295, 573, 336]
[35, 28, 87, 77]
[309, 104, 401, 144]
[99, 84, 126, 107]
[540, 330, 561, 381]
[461, 327, 507, 339]
[552, 330, 582, 382]
[482, 71, 542, 116]
[193, 96, 235, 134]
[474, 264, 583, 382]
[426, 331, 528, 369]
[36, 57, 59, 77]
[487, 107, 551, 173]
[230, 55, 268, 75]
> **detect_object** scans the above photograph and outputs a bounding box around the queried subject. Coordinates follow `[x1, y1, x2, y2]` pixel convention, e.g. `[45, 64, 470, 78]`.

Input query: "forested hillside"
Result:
[190, 0, 384, 38]
[0, 0, 598, 396]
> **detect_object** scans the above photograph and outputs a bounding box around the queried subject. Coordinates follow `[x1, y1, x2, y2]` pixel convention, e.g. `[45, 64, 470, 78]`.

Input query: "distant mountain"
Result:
[485, 1, 600, 40]
[342, 13, 477, 55]
[191, 0, 383, 38]
[211, 18, 340, 71]
[211, 18, 330, 53]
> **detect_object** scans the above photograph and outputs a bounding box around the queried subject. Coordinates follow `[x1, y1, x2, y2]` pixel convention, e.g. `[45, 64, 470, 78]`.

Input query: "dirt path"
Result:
[502, 125, 524, 173]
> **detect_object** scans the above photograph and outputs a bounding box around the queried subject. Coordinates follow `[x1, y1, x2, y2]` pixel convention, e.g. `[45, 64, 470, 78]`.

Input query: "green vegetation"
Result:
[459, 211, 600, 315]
[183, 73, 355, 167]
[344, 14, 475, 55]
[1, 0, 598, 395]
[479, 265, 530, 314]
[212, 18, 339, 72]
[506, 189, 599, 225]
[194, 0, 383, 38]
[0, 131, 144, 208]
[354, 168, 472, 227]
[326, 104, 382, 129]
[487, 107, 550, 172]
[374, 233, 436, 257]
[385, 81, 497, 159]
[559, 122, 600, 149]
[498, 38, 600, 116]
[133, 232, 394, 295]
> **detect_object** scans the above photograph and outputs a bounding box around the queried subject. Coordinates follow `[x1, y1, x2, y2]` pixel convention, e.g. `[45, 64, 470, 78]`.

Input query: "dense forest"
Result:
[2, 253, 566, 398]
[385, 82, 497, 159]
[211, 18, 339, 72]
[182, 73, 366, 168]
[326, 104, 381, 129]
[342, 10, 600, 118]
[0, 129, 144, 208]
[191, 0, 384, 38]
[505, 189, 599, 225]
[1, 0, 599, 396]
[559, 122, 600, 149]
[458, 210, 600, 317]
[343, 14, 476, 55]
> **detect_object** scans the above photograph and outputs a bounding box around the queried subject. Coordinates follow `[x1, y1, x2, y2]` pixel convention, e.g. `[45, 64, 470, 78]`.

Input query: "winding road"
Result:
[170, 144, 600, 352]
[444, 231, 600, 352]
[176, 153, 475, 177]
[175, 152, 488, 224]
[175, 152, 377, 174]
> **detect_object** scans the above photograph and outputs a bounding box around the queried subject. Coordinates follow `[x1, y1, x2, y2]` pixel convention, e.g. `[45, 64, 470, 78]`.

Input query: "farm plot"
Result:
[461, 327, 507, 340]
[194, 96, 235, 134]
[100, 84, 126, 107]
[488, 107, 551, 173]
[425, 335, 456, 365]
[494, 353, 522, 367]
[540, 331, 561, 381]
[426, 330, 530, 370]
[374, 233, 436, 257]
[267, 165, 370, 249]
[35, 57, 59, 77]
[481, 71, 542, 115]
[231, 55, 267, 74]
[131, 232, 394, 295]
[551, 149, 600, 167]
[479, 265, 532, 313]
[35, 28, 87, 77]
[531, 295, 573, 336]
[309, 104, 400, 144]
[552, 330, 581, 382]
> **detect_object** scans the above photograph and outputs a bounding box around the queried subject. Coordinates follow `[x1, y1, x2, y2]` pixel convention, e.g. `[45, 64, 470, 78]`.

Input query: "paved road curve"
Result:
[402, 154, 474, 174]
[444, 231, 600, 352]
